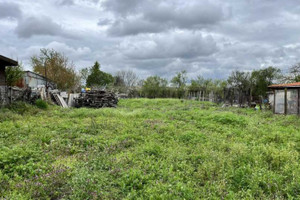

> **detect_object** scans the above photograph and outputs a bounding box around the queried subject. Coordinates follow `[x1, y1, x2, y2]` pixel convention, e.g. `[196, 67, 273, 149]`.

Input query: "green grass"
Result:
[0, 99, 300, 199]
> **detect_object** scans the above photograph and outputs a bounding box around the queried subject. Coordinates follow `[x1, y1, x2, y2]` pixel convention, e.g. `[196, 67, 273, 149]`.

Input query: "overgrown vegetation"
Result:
[0, 99, 300, 199]
[35, 99, 48, 110]
[5, 63, 24, 87]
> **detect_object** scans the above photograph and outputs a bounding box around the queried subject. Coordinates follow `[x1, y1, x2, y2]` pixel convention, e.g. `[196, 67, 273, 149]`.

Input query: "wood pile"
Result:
[74, 90, 118, 108]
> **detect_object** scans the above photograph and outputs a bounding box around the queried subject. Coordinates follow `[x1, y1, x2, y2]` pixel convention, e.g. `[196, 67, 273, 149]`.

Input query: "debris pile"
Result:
[74, 90, 118, 108]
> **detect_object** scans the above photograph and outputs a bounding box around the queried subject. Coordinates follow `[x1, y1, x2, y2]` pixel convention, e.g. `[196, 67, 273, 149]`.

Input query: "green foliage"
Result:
[5, 64, 24, 86]
[251, 67, 281, 98]
[141, 76, 168, 98]
[0, 99, 300, 199]
[189, 76, 228, 100]
[171, 70, 187, 98]
[35, 99, 48, 109]
[31, 48, 80, 91]
[228, 70, 251, 91]
[86, 61, 114, 88]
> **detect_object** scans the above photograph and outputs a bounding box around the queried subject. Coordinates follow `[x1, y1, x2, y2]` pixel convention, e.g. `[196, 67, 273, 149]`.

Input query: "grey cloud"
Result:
[143, 1, 224, 27]
[56, 0, 75, 6]
[4, 0, 300, 80]
[0, 2, 22, 19]
[56, 0, 101, 6]
[97, 18, 112, 26]
[104, 0, 225, 36]
[26, 41, 91, 60]
[119, 31, 218, 60]
[102, 0, 142, 16]
[108, 18, 165, 36]
[15, 16, 65, 38]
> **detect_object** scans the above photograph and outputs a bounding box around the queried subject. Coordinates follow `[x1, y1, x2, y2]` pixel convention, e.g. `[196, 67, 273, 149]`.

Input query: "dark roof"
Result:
[268, 82, 300, 88]
[0, 55, 18, 66]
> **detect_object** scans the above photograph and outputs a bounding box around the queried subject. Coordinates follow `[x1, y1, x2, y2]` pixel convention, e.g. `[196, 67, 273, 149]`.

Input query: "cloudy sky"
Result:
[1, 0, 300, 80]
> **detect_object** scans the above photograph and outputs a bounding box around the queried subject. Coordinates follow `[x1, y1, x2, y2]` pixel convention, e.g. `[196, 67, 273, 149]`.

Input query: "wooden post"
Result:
[284, 88, 287, 115]
[273, 89, 276, 114]
[297, 89, 300, 115]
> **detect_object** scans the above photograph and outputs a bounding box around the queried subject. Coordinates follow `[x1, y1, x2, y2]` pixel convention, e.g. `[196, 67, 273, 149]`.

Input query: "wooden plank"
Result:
[53, 94, 68, 108]
[298, 89, 300, 116]
[57, 94, 68, 108]
[284, 88, 287, 115]
[273, 89, 275, 114]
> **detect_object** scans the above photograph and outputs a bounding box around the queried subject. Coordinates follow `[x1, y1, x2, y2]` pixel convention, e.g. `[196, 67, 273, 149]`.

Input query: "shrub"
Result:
[35, 99, 48, 109]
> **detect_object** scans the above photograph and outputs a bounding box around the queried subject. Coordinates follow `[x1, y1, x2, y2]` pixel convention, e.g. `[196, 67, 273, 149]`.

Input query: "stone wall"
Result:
[0, 86, 7, 106]
[0, 86, 27, 106]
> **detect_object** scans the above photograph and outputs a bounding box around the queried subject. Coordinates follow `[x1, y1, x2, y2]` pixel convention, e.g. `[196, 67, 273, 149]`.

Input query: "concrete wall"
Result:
[0, 86, 7, 106]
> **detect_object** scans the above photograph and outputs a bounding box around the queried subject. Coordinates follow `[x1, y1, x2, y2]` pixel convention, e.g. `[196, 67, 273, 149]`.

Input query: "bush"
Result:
[35, 99, 48, 109]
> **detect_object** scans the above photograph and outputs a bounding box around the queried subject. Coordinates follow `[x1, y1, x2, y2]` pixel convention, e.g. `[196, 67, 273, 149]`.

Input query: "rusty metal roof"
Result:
[268, 82, 300, 88]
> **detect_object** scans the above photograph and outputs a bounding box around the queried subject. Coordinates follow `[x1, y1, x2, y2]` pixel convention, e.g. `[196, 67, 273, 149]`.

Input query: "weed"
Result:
[0, 99, 299, 199]
[35, 99, 48, 110]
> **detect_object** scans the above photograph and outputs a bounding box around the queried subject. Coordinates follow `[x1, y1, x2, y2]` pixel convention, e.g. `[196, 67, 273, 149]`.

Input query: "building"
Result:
[0, 55, 18, 86]
[16, 71, 56, 89]
[268, 82, 300, 115]
[0, 55, 18, 105]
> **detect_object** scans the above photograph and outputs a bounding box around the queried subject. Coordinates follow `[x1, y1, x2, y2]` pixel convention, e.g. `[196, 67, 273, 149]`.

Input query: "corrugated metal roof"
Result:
[268, 82, 300, 88]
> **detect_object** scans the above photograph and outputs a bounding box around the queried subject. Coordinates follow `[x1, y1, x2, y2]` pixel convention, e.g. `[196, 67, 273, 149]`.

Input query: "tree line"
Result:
[6, 49, 300, 104]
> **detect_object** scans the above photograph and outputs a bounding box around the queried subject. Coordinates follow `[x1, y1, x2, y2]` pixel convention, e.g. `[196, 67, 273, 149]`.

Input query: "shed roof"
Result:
[0, 55, 18, 67]
[268, 82, 300, 88]
[23, 70, 56, 84]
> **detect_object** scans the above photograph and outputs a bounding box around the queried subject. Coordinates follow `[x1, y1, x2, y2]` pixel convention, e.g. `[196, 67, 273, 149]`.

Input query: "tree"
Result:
[171, 70, 187, 98]
[141, 76, 168, 98]
[189, 76, 227, 101]
[251, 66, 281, 98]
[116, 70, 139, 88]
[283, 63, 300, 83]
[80, 67, 90, 87]
[5, 64, 24, 87]
[31, 49, 80, 91]
[227, 70, 251, 105]
[86, 61, 114, 88]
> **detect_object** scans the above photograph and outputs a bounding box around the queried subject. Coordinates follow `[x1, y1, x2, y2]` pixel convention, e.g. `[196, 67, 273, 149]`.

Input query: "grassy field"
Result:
[0, 99, 300, 199]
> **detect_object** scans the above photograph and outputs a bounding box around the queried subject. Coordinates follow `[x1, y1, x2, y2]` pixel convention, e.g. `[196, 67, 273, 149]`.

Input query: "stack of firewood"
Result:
[74, 90, 118, 108]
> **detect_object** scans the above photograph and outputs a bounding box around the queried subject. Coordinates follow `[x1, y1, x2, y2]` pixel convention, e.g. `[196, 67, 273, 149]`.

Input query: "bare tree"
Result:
[283, 63, 300, 83]
[116, 70, 139, 88]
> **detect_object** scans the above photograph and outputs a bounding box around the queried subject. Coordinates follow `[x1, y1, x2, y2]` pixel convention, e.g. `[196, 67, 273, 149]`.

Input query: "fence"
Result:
[0, 86, 27, 106]
[0, 86, 7, 106]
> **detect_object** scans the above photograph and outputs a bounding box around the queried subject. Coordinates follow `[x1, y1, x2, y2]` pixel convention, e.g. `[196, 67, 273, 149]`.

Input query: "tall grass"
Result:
[0, 99, 299, 199]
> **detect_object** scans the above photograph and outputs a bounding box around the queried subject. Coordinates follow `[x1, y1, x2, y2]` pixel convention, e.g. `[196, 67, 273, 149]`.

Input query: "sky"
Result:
[1, 0, 300, 80]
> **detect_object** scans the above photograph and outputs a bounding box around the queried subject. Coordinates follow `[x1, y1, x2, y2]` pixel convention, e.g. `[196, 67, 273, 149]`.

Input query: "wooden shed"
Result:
[0, 55, 18, 86]
[0, 55, 18, 105]
[268, 82, 300, 115]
